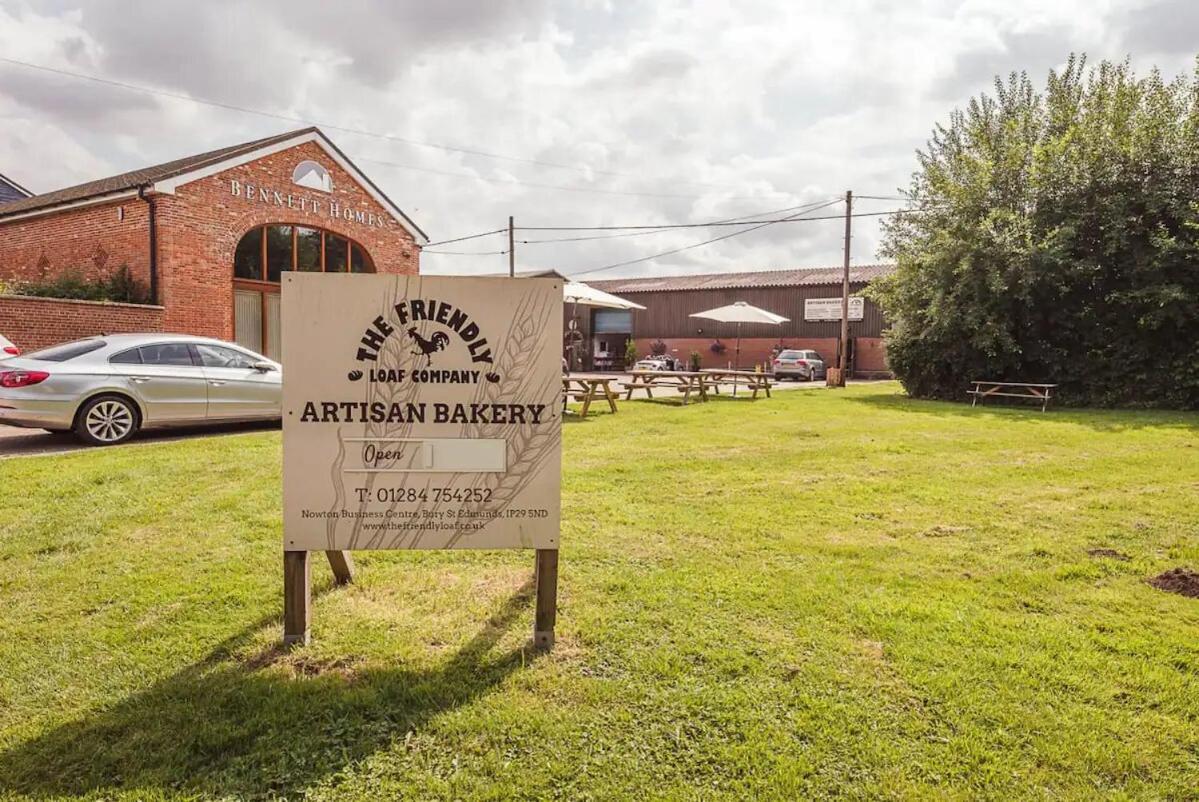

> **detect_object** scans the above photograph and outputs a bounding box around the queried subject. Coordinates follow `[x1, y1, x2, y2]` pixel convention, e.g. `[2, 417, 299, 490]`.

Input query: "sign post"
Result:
[281, 273, 563, 648]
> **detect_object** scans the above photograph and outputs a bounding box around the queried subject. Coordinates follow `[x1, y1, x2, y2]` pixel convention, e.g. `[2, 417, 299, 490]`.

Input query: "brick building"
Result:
[0, 127, 426, 356]
[577, 266, 894, 377]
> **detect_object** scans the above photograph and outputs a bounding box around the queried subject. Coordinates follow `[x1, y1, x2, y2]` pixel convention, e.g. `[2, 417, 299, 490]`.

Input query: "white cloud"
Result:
[0, 0, 1194, 277]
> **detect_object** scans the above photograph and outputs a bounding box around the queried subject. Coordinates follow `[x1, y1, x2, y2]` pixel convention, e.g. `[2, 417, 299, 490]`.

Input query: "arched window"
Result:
[233, 224, 374, 283]
[232, 225, 375, 361]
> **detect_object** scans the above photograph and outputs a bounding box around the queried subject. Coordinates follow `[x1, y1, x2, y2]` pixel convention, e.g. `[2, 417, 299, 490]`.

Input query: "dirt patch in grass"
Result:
[1087, 548, 1130, 561]
[1148, 567, 1199, 598]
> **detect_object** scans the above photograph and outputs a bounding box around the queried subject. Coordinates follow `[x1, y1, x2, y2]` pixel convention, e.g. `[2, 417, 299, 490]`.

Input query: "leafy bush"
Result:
[710, 339, 727, 354]
[650, 339, 667, 356]
[689, 350, 702, 371]
[623, 339, 638, 367]
[12, 266, 151, 305]
[872, 56, 1199, 409]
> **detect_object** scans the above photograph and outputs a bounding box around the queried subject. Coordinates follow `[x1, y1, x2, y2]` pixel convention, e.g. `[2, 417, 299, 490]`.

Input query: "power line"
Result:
[423, 205, 923, 252]
[423, 249, 510, 256]
[0, 56, 773, 194]
[424, 228, 508, 248]
[567, 198, 846, 277]
[423, 198, 840, 251]
[520, 208, 919, 233]
[514, 197, 842, 244]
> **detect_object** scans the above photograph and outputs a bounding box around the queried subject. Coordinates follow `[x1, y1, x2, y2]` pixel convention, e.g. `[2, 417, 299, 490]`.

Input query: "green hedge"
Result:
[13, 266, 150, 305]
[871, 56, 1199, 409]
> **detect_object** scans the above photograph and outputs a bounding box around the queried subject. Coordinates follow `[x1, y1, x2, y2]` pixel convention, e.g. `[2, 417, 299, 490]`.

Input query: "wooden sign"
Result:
[280, 273, 563, 645]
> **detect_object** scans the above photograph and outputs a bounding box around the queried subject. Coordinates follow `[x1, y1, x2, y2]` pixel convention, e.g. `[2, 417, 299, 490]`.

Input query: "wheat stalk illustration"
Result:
[396, 288, 561, 549]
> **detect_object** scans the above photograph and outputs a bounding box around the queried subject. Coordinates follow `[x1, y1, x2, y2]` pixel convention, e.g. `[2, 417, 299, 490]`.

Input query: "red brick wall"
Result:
[155, 140, 420, 338]
[633, 336, 889, 376]
[855, 337, 889, 376]
[0, 294, 164, 352]
[0, 199, 152, 287]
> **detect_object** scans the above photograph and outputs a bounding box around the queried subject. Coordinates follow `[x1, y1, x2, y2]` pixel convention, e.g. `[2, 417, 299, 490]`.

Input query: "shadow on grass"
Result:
[0, 580, 538, 800]
[847, 391, 1198, 432]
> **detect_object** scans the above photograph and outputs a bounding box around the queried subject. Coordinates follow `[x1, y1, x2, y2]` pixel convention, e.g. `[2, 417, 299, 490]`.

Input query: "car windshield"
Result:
[778, 351, 803, 359]
[23, 339, 107, 362]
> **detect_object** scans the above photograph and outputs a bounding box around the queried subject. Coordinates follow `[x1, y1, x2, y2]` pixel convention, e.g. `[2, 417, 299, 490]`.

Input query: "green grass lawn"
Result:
[1, 383, 1197, 800]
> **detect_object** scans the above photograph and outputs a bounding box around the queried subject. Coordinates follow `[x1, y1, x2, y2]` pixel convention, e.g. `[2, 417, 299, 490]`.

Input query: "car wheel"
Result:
[75, 395, 140, 446]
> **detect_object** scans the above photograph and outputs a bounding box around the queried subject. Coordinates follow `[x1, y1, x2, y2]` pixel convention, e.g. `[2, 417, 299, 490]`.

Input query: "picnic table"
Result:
[562, 373, 619, 416]
[968, 380, 1058, 411]
[700, 369, 773, 399]
[624, 370, 709, 405]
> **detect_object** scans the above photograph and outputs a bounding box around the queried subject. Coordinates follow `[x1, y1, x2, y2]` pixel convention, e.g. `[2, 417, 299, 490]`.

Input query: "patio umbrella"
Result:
[562, 282, 645, 371]
[690, 301, 789, 393]
[563, 281, 646, 310]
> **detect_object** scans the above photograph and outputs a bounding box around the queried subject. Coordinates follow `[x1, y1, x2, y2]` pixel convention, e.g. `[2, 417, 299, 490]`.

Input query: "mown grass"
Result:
[0, 383, 1196, 800]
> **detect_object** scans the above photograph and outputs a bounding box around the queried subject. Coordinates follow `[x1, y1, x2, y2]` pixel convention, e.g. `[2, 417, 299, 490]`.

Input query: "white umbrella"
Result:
[562, 282, 645, 372]
[690, 301, 789, 391]
[563, 281, 646, 310]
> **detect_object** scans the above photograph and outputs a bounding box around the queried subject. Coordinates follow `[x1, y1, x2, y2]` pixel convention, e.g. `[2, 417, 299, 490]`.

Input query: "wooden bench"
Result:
[623, 370, 709, 405]
[968, 381, 1058, 412]
[700, 369, 773, 399]
[562, 374, 619, 416]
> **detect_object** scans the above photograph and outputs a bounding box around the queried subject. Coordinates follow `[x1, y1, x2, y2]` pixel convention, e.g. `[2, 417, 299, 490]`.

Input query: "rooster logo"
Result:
[408, 327, 451, 367]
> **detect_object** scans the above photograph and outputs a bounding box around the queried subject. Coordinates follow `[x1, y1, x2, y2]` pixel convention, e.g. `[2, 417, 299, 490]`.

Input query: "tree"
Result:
[871, 55, 1199, 408]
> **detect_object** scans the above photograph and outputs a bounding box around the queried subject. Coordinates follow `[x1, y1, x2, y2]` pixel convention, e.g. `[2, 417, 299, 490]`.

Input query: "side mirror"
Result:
[252, 361, 276, 372]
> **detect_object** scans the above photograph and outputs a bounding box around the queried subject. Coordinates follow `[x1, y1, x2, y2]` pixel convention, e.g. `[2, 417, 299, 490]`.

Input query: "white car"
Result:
[0, 333, 18, 359]
[633, 355, 682, 371]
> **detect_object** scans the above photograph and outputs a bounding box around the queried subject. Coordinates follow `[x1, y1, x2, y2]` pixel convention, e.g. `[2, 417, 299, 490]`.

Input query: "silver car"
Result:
[0, 333, 18, 359]
[0, 334, 280, 445]
[772, 349, 826, 381]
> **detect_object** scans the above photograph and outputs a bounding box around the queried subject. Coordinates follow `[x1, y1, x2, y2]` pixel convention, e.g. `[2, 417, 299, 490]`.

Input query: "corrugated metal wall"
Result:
[619, 282, 886, 339]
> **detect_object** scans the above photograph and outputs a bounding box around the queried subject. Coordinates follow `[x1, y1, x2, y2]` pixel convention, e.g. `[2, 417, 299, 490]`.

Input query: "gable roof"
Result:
[0, 127, 428, 243]
[589, 264, 894, 293]
[0, 172, 32, 205]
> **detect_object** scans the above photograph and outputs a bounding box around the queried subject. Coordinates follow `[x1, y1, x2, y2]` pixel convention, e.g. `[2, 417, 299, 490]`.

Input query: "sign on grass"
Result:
[282, 273, 562, 551]
[804, 296, 864, 321]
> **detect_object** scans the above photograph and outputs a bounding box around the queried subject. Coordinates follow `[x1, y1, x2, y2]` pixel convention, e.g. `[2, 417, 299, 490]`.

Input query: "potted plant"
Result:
[689, 350, 702, 372]
[623, 339, 638, 368]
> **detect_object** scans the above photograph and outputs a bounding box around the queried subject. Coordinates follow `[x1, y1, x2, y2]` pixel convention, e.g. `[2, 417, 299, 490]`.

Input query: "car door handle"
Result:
[209, 380, 228, 386]
[130, 376, 151, 384]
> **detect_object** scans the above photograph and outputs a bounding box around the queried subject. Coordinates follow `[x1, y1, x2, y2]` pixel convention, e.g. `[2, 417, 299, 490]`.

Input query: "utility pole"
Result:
[508, 215, 516, 278]
[836, 190, 852, 387]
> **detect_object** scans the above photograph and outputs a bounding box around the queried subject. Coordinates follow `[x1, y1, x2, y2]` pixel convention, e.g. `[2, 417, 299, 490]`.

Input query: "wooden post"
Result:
[835, 189, 853, 387]
[283, 550, 311, 647]
[508, 215, 516, 278]
[534, 548, 559, 650]
[325, 550, 356, 585]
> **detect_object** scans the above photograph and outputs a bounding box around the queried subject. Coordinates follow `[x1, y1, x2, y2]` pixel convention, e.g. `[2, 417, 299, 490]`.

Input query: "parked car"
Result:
[0, 333, 281, 446]
[0, 333, 18, 359]
[772, 349, 826, 381]
[633, 355, 682, 371]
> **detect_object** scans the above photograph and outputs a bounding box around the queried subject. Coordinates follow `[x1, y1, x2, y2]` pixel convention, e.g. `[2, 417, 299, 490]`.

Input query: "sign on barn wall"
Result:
[281, 273, 562, 551]
[804, 296, 865, 321]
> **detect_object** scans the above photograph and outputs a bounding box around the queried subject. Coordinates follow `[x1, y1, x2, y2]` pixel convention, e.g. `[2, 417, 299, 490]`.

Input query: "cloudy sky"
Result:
[0, 0, 1195, 279]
